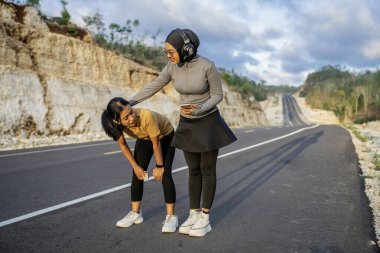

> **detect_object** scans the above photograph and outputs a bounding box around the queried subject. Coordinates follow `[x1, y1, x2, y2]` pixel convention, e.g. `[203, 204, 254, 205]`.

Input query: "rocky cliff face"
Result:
[0, 2, 267, 149]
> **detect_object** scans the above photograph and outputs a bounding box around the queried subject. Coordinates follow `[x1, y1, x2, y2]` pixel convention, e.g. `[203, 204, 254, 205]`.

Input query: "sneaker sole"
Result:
[116, 217, 144, 228]
[162, 225, 178, 233]
[188, 224, 212, 237]
[179, 226, 192, 235]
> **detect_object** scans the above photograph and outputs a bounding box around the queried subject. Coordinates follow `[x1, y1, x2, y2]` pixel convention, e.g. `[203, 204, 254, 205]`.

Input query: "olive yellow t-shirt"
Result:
[122, 108, 173, 140]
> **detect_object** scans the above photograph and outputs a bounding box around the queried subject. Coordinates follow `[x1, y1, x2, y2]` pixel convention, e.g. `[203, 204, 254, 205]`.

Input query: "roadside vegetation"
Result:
[343, 123, 368, 142]
[219, 68, 268, 101]
[300, 65, 380, 123]
[373, 153, 380, 171]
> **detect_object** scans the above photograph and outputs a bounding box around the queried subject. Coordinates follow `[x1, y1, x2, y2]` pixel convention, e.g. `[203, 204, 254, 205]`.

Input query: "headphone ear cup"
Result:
[175, 28, 195, 61]
[182, 43, 195, 61]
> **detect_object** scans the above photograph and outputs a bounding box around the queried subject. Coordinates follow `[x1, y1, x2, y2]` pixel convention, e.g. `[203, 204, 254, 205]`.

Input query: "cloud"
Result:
[291, 0, 380, 67]
[362, 40, 380, 59]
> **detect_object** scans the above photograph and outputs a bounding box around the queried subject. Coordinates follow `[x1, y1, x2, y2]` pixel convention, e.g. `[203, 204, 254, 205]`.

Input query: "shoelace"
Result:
[189, 211, 199, 219]
[125, 211, 136, 219]
[163, 216, 176, 225]
[193, 213, 209, 228]
[182, 211, 199, 226]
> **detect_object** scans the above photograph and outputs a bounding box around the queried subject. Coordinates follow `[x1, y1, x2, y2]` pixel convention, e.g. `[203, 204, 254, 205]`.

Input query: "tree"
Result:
[302, 65, 380, 122]
[151, 28, 162, 47]
[27, 0, 40, 8]
[83, 10, 106, 46]
[58, 0, 70, 25]
[109, 23, 120, 43]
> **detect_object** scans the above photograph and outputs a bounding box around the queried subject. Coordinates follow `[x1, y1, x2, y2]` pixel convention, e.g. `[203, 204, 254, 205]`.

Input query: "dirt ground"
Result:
[349, 121, 380, 246]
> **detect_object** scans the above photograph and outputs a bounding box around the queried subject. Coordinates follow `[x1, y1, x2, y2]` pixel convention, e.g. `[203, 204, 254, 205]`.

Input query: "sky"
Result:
[38, 0, 380, 87]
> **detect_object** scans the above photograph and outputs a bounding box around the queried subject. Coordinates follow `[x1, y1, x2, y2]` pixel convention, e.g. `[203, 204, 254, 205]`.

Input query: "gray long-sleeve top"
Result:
[129, 55, 223, 118]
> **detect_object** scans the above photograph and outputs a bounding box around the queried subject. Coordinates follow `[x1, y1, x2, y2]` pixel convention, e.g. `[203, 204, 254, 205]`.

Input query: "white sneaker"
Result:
[116, 211, 143, 228]
[188, 212, 212, 237]
[162, 215, 178, 233]
[179, 210, 201, 234]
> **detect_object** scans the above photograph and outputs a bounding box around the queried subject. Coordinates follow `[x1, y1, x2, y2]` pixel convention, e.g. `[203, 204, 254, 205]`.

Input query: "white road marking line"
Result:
[104, 150, 122, 155]
[218, 124, 319, 159]
[0, 124, 319, 227]
[104, 149, 134, 155]
[0, 184, 130, 228]
[0, 140, 136, 158]
[245, 129, 255, 133]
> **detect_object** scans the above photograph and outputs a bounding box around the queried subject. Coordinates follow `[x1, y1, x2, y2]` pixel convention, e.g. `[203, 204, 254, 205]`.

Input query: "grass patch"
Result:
[360, 175, 374, 179]
[373, 153, 380, 171]
[343, 123, 368, 142]
[272, 96, 279, 106]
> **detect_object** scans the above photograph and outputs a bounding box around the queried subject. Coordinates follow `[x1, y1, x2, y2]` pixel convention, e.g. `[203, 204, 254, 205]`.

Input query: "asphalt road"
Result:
[282, 94, 308, 126]
[1, 97, 379, 252]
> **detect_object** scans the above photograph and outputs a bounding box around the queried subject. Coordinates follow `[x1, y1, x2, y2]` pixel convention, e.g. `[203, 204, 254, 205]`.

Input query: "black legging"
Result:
[131, 131, 176, 204]
[183, 150, 219, 209]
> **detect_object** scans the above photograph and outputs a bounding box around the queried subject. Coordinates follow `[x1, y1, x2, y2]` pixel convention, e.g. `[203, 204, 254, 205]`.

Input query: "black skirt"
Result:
[172, 109, 237, 152]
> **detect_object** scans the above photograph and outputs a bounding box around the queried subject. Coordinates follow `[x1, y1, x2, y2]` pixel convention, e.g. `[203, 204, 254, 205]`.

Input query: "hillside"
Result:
[299, 65, 380, 123]
[0, 2, 268, 150]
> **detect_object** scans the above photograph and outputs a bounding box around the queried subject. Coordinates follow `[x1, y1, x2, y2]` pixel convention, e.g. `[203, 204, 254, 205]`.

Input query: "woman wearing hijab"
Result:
[129, 28, 237, 237]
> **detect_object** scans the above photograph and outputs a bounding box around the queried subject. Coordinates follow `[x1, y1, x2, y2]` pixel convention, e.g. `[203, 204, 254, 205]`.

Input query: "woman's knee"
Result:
[131, 173, 143, 186]
[162, 173, 174, 184]
[200, 163, 216, 176]
[188, 167, 201, 177]
[200, 151, 218, 176]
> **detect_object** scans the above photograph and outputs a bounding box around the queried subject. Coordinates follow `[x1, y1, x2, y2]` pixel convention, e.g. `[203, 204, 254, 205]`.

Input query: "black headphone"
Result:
[175, 28, 195, 61]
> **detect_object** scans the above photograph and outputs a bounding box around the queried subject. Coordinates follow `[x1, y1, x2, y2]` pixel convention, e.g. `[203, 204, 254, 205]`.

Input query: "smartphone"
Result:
[180, 103, 192, 109]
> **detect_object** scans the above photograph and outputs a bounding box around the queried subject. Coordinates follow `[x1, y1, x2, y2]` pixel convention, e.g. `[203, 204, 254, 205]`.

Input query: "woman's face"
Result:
[164, 42, 180, 64]
[119, 105, 137, 127]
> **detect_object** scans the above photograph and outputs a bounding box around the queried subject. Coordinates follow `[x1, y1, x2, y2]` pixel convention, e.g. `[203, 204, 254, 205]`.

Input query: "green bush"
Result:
[343, 124, 368, 142]
[67, 24, 80, 36]
[373, 154, 380, 171]
[219, 69, 268, 101]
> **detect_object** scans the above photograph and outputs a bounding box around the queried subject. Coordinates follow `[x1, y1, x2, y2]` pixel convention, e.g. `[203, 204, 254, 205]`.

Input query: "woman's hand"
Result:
[180, 104, 199, 115]
[152, 167, 164, 181]
[133, 165, 146, 181]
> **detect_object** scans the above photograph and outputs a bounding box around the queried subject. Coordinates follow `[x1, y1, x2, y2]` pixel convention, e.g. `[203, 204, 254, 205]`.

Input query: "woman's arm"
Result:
[117, 136, 145, 180]
[129, 63, 172, 106]
[150, 135, 164, 181]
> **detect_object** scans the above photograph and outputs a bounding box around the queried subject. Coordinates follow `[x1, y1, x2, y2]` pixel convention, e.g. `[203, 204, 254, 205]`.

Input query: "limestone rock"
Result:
[0, 1, 16, 22]
[22, 6, 49, 31]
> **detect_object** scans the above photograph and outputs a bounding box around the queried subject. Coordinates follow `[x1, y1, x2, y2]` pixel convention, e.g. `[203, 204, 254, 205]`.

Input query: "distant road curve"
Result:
[282, 94, 309, 126]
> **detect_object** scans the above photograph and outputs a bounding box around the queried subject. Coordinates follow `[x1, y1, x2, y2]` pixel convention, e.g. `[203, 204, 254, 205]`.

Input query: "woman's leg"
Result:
[160, 132, 176, 215]
[131, 139, 153, 211]
[183, 151, 202, 210]
[179, 151, 202, 234]
[184, 150, 218, 237]
[200, 150, 219, 212]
